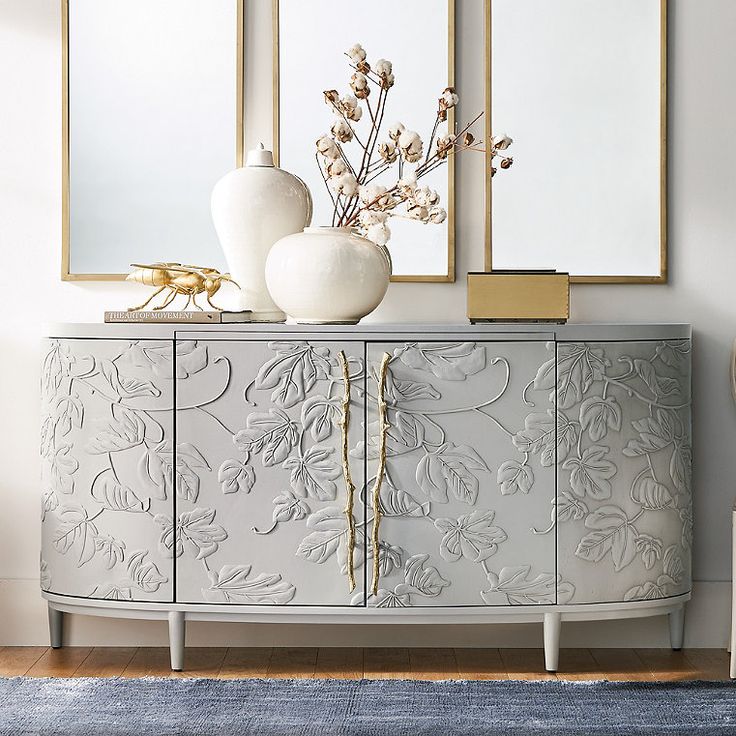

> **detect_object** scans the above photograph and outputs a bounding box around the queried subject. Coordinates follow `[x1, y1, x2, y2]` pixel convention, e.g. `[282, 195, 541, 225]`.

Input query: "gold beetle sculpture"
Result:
[126, 263, 239, 312]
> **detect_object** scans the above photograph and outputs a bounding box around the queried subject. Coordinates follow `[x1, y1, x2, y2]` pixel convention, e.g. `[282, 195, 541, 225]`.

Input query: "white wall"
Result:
[1, 0, 735, 647]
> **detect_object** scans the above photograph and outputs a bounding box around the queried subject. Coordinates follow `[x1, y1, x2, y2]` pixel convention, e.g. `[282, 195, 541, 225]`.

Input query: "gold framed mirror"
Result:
[273, 0, 456, 283]
[485, 0, 667, 283]
[61, 0, 244, 281]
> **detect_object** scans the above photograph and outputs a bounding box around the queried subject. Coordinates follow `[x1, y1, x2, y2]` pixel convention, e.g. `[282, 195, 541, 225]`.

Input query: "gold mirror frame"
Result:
[484, 0, 668, 284]
[60, 0, 245, 281]
[273, 0, 456, 283]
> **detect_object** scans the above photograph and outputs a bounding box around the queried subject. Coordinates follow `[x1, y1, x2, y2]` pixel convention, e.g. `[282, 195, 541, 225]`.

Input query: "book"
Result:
[104, 310, 252, 324]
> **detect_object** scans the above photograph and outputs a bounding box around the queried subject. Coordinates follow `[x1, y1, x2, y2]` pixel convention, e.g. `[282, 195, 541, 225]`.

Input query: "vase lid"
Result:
[246, 143, 275, 167]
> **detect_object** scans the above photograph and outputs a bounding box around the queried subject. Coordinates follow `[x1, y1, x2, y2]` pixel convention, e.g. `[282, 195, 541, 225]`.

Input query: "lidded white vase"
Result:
[211, 144, 312, 321]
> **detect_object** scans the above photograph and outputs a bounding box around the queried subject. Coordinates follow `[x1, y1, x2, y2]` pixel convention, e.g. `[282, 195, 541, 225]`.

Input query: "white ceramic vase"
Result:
[264, 226, 392, 324]
[211, 145, 312, 321]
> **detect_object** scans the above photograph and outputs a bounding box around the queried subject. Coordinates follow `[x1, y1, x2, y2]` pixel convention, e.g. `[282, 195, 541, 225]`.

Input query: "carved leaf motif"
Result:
[631, 475, 673, 510]
[434, 510, 507, 563]
[155, 508, 227, 560]
[482, 566, 573, 605]
[40, 559, 51, 590]
[384, 372, 441, 403]
[284, 445, 340, 501]
[623, 411, 675, 457]
[42, 342, 74, 398]
[52, 505, 98, 567]
[127, 549, 168, 592]
[51, 445, 78, 494]
[120, 341, 207, 379]
[513, 410, 577, 467]
[670, 443, 692, 494]
[635, 534, 663, 570]
[575, 505, 638, 571]
[623, 582, 664, 601]
[272, 491, 310, 523]
[234, 408, 298, 467]
[93, 534, 126, 569]
[497, 460, 534, 496]
[416, 443, 489, 505]
[301, 395, 341, 442]
[55, 395, 84, 436]
[368, 541, 404, 577]
[92, 584, 133, 601]
[553, 343, 608, 410]
[634, 359, 680, 399]
[255, 342, 330, 409]
[40, 416, 55, 458]
[116, 374, 160, 399]
[372, 588, 412, 608]
[379, 481, 430, 518]
[296, 507, 347, 564]
[91, 468, 150, 513]
[579, 396, 622, 441]
[85, 405, 145, 455]
[143, 441, 210, 503]
[655, 340, 691, 369]
[41, 490, 58, 521]
[396, 342, 486, 381]
[396, 553, 450, 597]
[202, 564, 296, 604]
[218, 459, 255, 495]
[557, 491, 588, 523]
[663, 545, 684, 585]
[562, 445, 617, 500]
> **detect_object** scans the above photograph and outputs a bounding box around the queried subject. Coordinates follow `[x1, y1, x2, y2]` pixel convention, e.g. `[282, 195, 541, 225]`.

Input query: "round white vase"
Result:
[265, 227, 392, 324]
[211, 145, 312, 322]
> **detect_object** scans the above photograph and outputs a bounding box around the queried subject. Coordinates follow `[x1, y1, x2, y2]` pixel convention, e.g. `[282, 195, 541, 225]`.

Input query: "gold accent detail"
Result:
[483, 0, 668, 284]
[61, 0, 245, 281]
[125, 263, 239, 312]
[467, 272, 569, 322]
[337, 350, 357, 594]
[273, 0, 456, 283]
[370, 352, 391, 596]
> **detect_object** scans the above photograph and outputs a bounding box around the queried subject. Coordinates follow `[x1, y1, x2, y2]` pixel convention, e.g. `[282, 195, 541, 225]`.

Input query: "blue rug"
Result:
[0, 677, 735, 735]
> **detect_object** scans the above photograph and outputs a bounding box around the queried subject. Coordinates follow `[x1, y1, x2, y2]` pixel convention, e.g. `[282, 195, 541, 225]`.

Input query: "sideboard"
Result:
[40, 323, 692, 671]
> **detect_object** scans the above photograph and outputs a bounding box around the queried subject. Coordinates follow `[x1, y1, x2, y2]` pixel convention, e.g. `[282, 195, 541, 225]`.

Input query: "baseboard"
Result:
[0, 579, 729, 648]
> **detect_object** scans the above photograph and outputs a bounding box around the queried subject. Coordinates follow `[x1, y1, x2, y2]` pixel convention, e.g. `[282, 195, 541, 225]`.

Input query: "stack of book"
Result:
[104, 310, 252, 324]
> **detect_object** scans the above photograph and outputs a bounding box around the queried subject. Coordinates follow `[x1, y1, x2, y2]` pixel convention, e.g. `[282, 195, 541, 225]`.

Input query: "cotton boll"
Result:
[316, 135, 340, 160]
[330, 173, 359, 197]
[441, 87, 460, 108]
[378, 140, 398, 163]
[340, 95, 363, 122]
[398, 129, 423, 163]
[398, 172, 418, 193]
[326, 159, 347, 178]
[367, 222, 391, 246]
[388, 122, 405, 141]
[407, 204, 429, 222]
[492, 134, 513, 150]
[347, 43, 367, 65]
[350, 72, 370, 99]
[428, 206, 447, 224]
[359, 209, 389, 227]
[331, 118, 353, 143]
[375, 59, 395, 89]
[359, 184, 389, 207]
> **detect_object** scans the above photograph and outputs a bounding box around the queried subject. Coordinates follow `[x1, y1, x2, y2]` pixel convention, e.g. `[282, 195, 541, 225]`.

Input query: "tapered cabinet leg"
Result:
[168, 611, 185, 672]
[668, 605, 685, 651]
[543, 612, 561, 672]
[48, 605, 63, 649]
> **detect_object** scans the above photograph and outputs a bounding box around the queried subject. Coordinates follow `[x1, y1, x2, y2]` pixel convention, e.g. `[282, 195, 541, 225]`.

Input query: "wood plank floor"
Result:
[0, 647, 731, 680]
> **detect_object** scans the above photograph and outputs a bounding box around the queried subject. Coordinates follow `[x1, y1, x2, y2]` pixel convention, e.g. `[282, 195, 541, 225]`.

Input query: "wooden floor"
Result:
[0, 647, 731, 681]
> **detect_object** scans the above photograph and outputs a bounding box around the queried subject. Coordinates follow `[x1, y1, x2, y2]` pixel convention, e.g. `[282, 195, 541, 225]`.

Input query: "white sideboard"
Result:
[40, 323, 692, 671]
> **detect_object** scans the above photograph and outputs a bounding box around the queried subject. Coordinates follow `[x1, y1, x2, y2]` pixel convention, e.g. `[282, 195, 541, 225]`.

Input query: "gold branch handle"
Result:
[370, 352, 391, 596]
[337, 351, 357, 593]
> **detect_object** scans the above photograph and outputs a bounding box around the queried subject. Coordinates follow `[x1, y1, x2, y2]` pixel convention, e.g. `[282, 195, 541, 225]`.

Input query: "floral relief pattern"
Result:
[547, 340, 692, 604]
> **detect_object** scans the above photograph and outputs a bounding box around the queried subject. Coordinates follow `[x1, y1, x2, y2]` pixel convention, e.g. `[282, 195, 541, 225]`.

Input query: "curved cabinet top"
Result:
[46, 322, 691, 341]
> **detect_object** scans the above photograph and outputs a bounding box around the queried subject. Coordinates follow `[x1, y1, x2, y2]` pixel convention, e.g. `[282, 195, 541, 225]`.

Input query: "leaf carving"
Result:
[434, 510, 507, 563]
[623, 411, 675, 457]
[554, 343, 608, 409]
[272, 491, 310, 523]
[368, 541, 404, 577]
[52, 505, 98, 567]
[579, 396, 622, 441]
[379, 481, 430, 518]
[497, 460, 534, 496]
[513, 411, 577, 466]
[562, 445, 617, 500]
[234, 408, 298, 467]
[396, 342, 486, 381]
[284, 445, 340, 501]
[396, 553, 450, 597]
[120, 341, 207, 379]
[295, 507, 347, 564]
[93, 534, 125, 569]
[557, 491, 588, 523]
[91, 468, 150, 513]
[301, 395, 341, 442]
[55, 395, 84, 436]
[203, 564, 296, 604]
[575, 505, 637, 571]
[384, 372, 441, 403]
[635, 534, 663, 570]
[415, 443, 489, 505]
[372, 588, 412, 608]
[127, 549, 168, 592]
[155, 508, 227, 560]
[85, 405, 145, 455]
[482, 565, 574, 605]
[218, 459, 255, 495]
[634, 359, 680, 399]
[51, 445, 78, 494]
[631, 475, 673, 510]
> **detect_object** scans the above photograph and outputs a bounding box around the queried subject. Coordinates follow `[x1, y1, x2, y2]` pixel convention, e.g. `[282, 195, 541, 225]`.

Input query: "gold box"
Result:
[467, 271, 570, 323]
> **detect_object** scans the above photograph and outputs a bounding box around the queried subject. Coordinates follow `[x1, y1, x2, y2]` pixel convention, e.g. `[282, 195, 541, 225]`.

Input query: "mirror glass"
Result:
[488, 0, 665, 281]
[276, 0, 454, 282]
[64, 0, 241, 278]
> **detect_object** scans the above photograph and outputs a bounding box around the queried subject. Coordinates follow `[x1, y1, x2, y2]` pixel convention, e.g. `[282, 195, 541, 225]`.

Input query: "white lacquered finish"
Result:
[40, 323, 692, 671]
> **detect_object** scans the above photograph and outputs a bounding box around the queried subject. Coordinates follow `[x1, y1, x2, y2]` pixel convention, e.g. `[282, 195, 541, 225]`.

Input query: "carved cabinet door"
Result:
[40, 338, 176, 602]
[174, 339, 365, 606]
[361, 340, 565, 608]
[555, 340, 692, 604]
